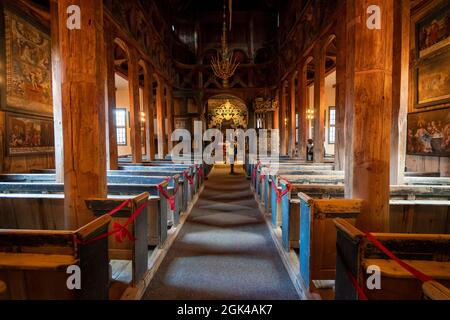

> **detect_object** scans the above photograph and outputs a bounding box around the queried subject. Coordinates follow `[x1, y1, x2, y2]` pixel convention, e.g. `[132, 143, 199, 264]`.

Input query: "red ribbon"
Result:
[113, 222, 136, 243]
[252, 162, 261, 180]
[272, 179, 292, 203]
[107, 199, 132, 216]
[259, 173, 265, 184]
[364, 232, 434, 283]
[157, 182, 180, 211]
[197, 165, 204, 179]
[75, 200, 149, 245]
[184, 171, 194, 186]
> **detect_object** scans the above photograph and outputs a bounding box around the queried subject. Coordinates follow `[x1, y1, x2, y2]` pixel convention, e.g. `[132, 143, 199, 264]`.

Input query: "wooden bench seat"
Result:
[0, 215, 111, 300]
[0, 253, 77, 270]
[0, 280, 6, 298]
[362, 259, 450, 279]
[423, 281, 450, 300]
[334, 219, 450, 300]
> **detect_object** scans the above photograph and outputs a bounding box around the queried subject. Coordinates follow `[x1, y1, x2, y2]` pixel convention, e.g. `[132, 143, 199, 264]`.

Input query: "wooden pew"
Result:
[404, 177, 450, 185]
[423, 281, 450, 300]
[119, 165, 198, 202]
[30, 170, 189, 214]
[0, 280, 6, 299]
[0, 183, 167, 247]
[334, 218, 450, 300]
[86, 193, 151, 287]
[0, 192, 155, 289]
[0, 215, 111, 300]
[270, 176, 344, 227]
[297, 195, 362, 297]
[281, 184, 450, 251]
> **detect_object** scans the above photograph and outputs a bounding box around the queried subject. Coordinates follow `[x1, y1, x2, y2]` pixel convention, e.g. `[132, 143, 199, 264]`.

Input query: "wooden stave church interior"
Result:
[0, 0, 448, 301]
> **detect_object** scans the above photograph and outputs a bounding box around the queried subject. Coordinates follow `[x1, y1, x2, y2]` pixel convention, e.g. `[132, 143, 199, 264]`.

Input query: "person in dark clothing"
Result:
[307, 139, 314, 162]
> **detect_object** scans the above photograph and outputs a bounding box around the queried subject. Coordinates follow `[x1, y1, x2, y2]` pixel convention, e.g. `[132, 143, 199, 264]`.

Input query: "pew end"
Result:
[0, 215, 111, 300]
[299, 196, 362, 299]
[85, 193, 151, 287]
[334, 218, 450, 300]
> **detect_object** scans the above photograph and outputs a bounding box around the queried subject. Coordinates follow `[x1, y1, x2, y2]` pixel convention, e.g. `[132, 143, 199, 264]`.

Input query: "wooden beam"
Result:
[344, 0, 394, 232]
[142, 62, 156, 161]
[166, 85, 174, 153]
[50, 1, 63, 183]
[298, 62, 308, 160]
[335, 7, 347, 171]
[289, 75, 297, 157]
[59, 0, 108, 228]
[313, 43, 325, 163]
[128, 48, 143, 163]
[105, 21, 119, 170]
[280, 83, 288, 155]
[390, 0, 410, 185]
[155, 77, 166, 159]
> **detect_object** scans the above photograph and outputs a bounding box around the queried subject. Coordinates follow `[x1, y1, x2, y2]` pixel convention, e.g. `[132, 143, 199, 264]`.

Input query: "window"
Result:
[295, 113, 299, 144]
[328, 107, 336, 144]
[115, 109, 127, 146]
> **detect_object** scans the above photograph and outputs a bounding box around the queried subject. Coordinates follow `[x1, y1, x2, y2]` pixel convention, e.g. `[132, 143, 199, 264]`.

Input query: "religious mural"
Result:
[6, 114, 55, 156]
[417, 2, 450, 58]
[407, 108, 450, 157]
[415, 51, 450, 108]
[3, 9, 53, 116]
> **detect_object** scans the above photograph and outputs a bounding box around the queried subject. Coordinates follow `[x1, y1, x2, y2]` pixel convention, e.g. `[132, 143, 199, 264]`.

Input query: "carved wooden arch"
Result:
[302, 55, 315, 85]
[113, 37, 132, 78]
[323, 34, 337, 73]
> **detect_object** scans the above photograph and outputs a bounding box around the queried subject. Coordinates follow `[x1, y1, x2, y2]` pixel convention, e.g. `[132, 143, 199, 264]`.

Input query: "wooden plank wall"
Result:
[406, 155, 450, 176]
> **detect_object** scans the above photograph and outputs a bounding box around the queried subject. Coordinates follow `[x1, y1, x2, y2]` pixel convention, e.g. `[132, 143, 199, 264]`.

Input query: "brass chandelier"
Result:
[211, 0, 239, 88]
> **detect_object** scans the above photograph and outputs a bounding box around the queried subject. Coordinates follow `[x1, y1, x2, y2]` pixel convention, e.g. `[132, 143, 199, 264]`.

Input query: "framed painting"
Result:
[414, 51, 450, 108]
[6, 113, 55, 156]
[416, 2, 450, 58]
[0, 6, 53, 116]
[407, 107, 450, 157]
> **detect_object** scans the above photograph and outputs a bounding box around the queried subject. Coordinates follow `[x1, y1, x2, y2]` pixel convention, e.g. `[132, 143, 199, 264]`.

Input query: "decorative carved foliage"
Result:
[279, 0, 337, 78]
[110, 0, 175, 82]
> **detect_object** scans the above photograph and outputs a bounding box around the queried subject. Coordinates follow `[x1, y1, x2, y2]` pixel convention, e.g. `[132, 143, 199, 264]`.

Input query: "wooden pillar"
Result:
[289, 75, 297, 157]
[345, 0, 394, 231]
[104, 23, 118, 170]
[313, 43, 325, 163]
[273, 92, 279, 130]
[280, 83, 288, 155]
[298, 62, 308, 160]
[59, 0, 107, 228]
[155, 77, 166, 159]
[128, 49, 142, 163]
[335, 10, 347, 171]
[50, 0, 63, 182]
[166, 85, 174, 152]
[390, 0, 410, 185]
[142, 63, 156, 161]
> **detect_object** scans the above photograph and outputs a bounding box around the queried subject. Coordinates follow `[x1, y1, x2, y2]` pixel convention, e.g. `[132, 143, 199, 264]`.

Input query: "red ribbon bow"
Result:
[113, 222, 136, 243]
[259, 173, 265, 184]
[272, 179, 292, 203]
[157, 182, 180, 211]
[184, 171, 194, 185]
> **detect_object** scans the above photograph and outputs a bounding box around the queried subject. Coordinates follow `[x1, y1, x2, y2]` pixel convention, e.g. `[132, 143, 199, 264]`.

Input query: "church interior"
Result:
[0, 0, 449, 302]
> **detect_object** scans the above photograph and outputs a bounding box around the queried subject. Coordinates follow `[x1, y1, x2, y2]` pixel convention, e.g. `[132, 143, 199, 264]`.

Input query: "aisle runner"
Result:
[143, 165, 299, 300]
